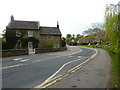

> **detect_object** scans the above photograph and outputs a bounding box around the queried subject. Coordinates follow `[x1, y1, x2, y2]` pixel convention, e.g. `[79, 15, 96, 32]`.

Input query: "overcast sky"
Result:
[0, 0, 119, 37]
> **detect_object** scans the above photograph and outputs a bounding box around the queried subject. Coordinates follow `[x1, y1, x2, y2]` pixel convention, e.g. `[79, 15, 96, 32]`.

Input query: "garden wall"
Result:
[2, 47, 67, 57]
[35, 47, 67, 54]
[2, 49, 28, 57]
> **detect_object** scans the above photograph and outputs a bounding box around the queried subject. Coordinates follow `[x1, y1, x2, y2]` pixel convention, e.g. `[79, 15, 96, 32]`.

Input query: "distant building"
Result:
[6, 15, 62, 53]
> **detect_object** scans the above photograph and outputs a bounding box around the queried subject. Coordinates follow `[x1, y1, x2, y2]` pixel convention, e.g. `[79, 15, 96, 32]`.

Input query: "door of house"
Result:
[28, 42, 35, 54]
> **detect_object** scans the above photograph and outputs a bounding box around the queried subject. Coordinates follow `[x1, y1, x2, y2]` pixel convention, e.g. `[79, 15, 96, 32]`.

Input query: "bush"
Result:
[61, 39, 66, 47]
[47, 43, 53, 48]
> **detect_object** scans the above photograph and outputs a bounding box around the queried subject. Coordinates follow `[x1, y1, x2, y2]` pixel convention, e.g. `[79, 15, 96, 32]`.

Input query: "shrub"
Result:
[47, 43, 53, 48]
[61, 39, 66, 47]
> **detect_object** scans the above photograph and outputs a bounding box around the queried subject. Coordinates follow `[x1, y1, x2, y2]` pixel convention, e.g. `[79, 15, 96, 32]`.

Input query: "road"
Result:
[2, 46, 96, 88]
[49, 48, 111, 88]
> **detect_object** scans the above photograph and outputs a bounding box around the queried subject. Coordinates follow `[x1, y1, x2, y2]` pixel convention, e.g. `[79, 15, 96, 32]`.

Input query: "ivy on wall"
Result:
[4, 30, 39, 49]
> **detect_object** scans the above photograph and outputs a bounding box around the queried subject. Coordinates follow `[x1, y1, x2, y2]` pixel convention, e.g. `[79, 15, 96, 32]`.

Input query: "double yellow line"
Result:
[34, 48, 98, 89]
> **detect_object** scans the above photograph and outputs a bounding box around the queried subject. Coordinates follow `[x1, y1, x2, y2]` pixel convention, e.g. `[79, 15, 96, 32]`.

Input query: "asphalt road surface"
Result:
[50, 48, 111, 88]
[2, 46, 96, 88]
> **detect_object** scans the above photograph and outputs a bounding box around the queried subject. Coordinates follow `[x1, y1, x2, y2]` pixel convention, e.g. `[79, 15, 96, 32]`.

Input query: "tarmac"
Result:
[49, 48, 111, 88]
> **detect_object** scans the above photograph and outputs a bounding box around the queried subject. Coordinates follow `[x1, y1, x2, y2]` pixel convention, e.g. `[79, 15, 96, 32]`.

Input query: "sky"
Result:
[0, 0, 119, 37]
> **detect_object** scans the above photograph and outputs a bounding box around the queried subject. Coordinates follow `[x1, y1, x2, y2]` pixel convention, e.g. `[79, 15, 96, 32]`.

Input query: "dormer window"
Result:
[28, 31, 33, 37]
[16, 31, 21, 37]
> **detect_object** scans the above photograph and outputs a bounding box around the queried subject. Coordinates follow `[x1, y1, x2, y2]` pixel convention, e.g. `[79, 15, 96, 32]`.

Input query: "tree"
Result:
[76, 34, 82, 39]
[91, 23, 104, 30]
[66, 34, 72, 45]
[95, 30, 105, 44]
[82, 23, 105, 44]
[66, 34, 72, 39]
[61, 37, 66, 47]
[72, 34, 75, 39]
[104, 3, 120, 48]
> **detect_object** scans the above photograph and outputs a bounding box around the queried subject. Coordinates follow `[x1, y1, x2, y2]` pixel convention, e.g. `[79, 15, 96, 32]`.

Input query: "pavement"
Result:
[49, 48, 111, 88]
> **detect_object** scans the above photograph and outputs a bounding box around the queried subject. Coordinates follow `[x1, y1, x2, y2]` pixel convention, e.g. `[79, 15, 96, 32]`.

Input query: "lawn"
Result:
[80, 45, 120, 88]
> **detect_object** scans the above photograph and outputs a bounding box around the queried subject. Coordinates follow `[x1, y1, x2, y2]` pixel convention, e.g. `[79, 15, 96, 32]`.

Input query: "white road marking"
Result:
[2, 64, 24, 69]
[13, 58, 22, 61]
[63, 49, 83, 56]
[35, 48, 97, 88]
[20, 59, 29, 62]
[78, 56, 82, 58]
[31, 59, 46, 63]
[48, 47, 83, 56]
[43, 58, 82, 84]
[2, 48, 83, 70]
[69, 56, 74, 57]
[70, 49, 83, 55]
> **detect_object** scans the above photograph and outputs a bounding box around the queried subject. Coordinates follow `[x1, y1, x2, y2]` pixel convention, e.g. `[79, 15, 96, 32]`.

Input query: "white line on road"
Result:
[67, 49, 83, 56]
[78, 56, 82, 58]
[2, 48, 83, 70]
[35, 48, 97, 88]
[13, 58, 22, 61]
[2, 64, 24, 69]
[43, 58, 82, 84]
[20, 59, 29, 62]
[69, 56, 74, 57]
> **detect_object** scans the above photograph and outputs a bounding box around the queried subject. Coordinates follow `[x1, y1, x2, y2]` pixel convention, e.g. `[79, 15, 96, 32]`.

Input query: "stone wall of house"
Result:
[37, 35, 61, 48]
[35, 46, 67, 54]
[2, 49, 28, 57]
[23, 31, 61, 49]
[5, 30, 61, 50]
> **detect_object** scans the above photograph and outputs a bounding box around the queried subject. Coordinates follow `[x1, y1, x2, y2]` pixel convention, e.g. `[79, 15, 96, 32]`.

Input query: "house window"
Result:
[15, 42, 21, 50]
[28, 31, 33, 37]
[16, 31, 21, 37]
[47, 35, 54, 40]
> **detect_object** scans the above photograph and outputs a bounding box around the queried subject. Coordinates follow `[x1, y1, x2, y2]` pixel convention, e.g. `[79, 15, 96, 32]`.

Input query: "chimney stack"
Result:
[11, 15, 14, 21]
[57, 21, 59, 29]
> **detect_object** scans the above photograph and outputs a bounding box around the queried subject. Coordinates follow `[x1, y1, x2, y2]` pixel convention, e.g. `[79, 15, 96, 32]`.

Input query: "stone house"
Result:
[6, 15, 62, 53]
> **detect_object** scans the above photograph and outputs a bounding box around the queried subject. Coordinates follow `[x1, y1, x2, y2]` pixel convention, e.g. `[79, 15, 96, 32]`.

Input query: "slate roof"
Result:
[39, 27, 61, 35]
[6, 18, 61, 35]
[6, 20, 39, 30]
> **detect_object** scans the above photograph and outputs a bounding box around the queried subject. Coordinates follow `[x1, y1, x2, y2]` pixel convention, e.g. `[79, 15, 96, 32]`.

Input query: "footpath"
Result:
[49, 48, 111, 88]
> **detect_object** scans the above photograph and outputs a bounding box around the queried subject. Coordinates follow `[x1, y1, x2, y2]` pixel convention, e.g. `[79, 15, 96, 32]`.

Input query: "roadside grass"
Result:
[80, 45, 120, 88]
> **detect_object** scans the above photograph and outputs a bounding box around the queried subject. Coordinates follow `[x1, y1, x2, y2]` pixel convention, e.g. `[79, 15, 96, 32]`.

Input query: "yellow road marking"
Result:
[34, 48, 98, 88]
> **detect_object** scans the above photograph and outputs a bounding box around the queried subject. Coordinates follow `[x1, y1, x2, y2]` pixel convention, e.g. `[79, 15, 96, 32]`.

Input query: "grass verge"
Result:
[81, 45, 120, 88]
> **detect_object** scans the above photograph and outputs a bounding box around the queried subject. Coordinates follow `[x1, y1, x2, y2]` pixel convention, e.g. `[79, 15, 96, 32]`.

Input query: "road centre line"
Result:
[2, 49, 83, 70]
[2, 64, 24, 69]
[48, 48, 83, 56]
[20, 59, 29, 62]
[2, 57, 56, 69]
[69, 56, 74, 57]
[13, 58, 22, 61]
[67, 49, 83, 56]
[78, 56, 82, 58]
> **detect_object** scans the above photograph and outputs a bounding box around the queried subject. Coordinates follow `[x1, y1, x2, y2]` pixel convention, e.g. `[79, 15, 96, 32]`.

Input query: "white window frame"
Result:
[28, 31, 33, 37]
[16, 31, 21, 37]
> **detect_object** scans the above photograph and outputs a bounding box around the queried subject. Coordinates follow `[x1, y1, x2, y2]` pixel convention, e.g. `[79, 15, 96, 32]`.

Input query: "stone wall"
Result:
[35, 46, 67, 54]
[38, 35, 61, 48]
[2, 49, 28, 57]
